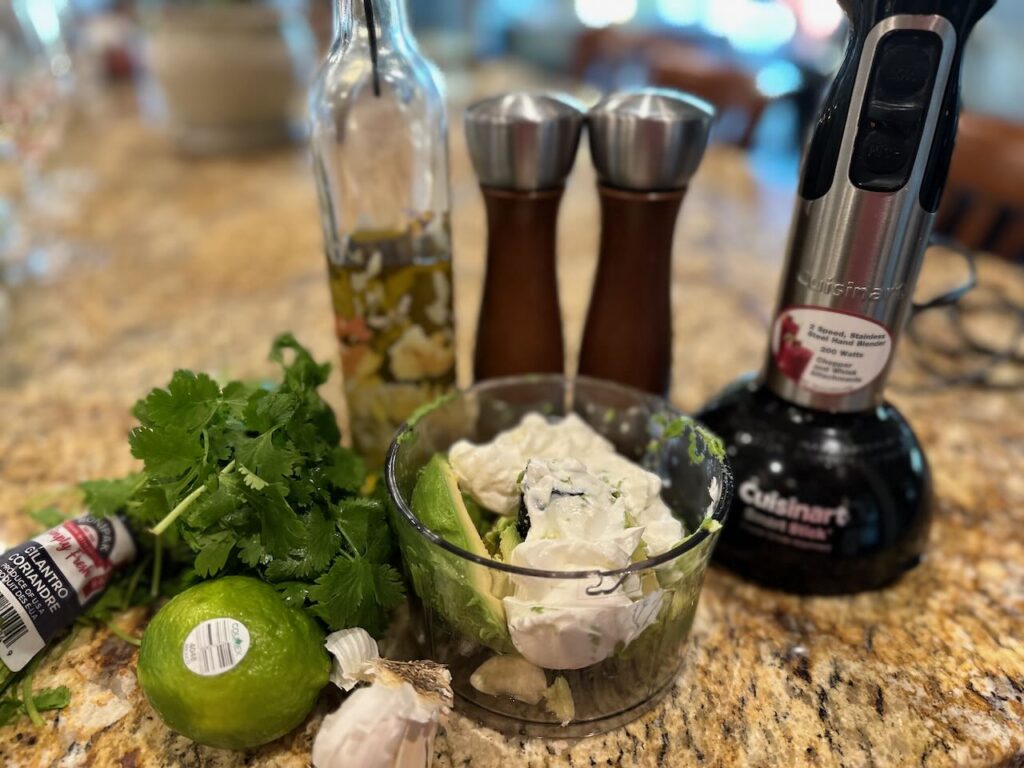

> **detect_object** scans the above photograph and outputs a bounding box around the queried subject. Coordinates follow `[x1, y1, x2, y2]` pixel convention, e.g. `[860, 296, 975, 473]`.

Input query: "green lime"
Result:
[137, 576, 329, 749]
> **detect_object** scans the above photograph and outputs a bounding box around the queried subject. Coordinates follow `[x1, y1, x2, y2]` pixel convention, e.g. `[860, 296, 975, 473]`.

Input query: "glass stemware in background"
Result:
[0, 0, 75, 287]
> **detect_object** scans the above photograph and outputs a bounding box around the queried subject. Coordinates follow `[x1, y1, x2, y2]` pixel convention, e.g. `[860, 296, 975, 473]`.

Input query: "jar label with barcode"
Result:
[0, 515, 136, 673]
[182, 619, 251, 677]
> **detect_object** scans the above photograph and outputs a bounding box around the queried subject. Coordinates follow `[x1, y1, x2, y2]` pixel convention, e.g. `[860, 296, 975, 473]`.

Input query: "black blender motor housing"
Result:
[698, 0, 996, 595]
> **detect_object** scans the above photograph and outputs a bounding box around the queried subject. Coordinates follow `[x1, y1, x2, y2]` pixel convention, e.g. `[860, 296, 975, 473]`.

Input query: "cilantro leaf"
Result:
[32, 686, 71, 711]
[239, 466, 269, 491]
[134, 371, 221, 431]
[309, 554, 404, 635]
[237, 535, 265, 568]
[243, 484, 304, 557]
[219, 380, 254, 418]
[270, 333, 332, 391]
[81, 474, 143, 517]
[372, 564, 405, 613]
[194, 531, 235, 577]
[309, 555, 374, 630]
[323, 447, 365, 493]
[127, 484, 171, 526]
[263, 557, 311, 582]
[275, 581, 310, 609]
[243, 391, 301, 434]
[28, 507, 66, 530]
[332, 497, 381, 553]
[0, 700, 21, 727]
[185, 480, 240, 529]
[235, 430, 299, 485]
[129, 426, 202, 478]
[304, 509, 341, 574]
[0, 687, 71, 726]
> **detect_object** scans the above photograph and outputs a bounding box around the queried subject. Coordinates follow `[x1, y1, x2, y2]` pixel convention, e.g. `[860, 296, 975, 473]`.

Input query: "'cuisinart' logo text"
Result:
[798, 271, 905, 303]
[739, 479, 850, 527]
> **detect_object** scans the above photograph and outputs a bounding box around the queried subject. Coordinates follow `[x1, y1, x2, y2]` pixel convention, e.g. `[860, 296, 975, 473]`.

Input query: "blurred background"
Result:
[0, 0, 1021, 301]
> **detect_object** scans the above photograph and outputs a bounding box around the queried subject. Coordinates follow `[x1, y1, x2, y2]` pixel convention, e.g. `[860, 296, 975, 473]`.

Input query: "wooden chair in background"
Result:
[570, 26, 650, 82]
[936, 112, 1024, 263]
[648, 44, 770, 149]
[572, 28, 771, 150]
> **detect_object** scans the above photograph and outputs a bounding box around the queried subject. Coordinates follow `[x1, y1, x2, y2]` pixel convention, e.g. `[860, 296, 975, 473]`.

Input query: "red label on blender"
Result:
[771, 307, 891, 395]
[0, 516, 135, 672]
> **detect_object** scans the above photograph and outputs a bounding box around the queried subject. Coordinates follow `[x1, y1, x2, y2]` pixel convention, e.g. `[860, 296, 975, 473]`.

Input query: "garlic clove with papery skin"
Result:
[312, 681, 446, 768]
[314, 629, 453, 768]
[324, 627, 380, 691]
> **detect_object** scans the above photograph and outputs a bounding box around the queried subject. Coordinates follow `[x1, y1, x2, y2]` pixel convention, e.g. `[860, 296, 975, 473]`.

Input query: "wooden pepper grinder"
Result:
[465, 93, 584, 380]
[578, 89, 714, 395]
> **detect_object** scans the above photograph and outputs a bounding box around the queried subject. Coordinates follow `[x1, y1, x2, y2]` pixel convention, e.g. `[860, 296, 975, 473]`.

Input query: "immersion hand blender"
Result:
[699, 0, 996, 593]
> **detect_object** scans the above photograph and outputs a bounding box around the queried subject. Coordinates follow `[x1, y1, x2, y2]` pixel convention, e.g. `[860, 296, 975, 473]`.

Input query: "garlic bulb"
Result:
[313, 629, 453, 768]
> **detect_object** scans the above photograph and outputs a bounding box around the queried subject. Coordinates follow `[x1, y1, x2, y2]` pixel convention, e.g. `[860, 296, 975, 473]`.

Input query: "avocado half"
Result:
[409, 455, 512, 653]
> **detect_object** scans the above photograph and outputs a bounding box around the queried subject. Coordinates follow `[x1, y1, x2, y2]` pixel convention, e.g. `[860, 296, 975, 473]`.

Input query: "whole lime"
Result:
[137, 576, 330, 749]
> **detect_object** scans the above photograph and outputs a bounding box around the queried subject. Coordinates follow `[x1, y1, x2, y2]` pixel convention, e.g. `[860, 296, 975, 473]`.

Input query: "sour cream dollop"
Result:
[450, 414, 684, 669]
[450, 414, 684, 556]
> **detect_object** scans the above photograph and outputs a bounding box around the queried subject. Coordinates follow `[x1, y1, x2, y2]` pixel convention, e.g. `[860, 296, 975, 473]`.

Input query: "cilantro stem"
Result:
[106, 620, 142, 647]
[150, 485, 207, 537]
[122, 555, 152, 610]
[151, 537, 163, 599]
[150, 460, 235, 537]
[20, 660, 42, 727]
[52, 626, 79, 661]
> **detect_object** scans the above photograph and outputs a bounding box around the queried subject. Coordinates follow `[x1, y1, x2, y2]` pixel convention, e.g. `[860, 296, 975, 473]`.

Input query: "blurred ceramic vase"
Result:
[144, 0, 316, 154]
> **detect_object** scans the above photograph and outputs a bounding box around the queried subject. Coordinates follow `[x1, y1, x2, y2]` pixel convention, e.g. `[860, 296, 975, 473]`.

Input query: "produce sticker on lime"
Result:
[182, 619, 251, 677]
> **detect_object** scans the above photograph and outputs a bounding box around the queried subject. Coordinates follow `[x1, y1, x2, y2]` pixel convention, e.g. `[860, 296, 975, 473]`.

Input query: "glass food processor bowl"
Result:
[385, 375, 732, 737]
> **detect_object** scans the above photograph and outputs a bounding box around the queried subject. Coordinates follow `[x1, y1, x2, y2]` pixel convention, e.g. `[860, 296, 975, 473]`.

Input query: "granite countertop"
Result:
[0, 100, 1021, 768]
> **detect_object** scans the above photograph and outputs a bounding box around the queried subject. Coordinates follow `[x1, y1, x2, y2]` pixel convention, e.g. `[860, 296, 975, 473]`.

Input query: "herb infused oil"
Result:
[326, 221, 455, 465]
[310, 0, 455, 465]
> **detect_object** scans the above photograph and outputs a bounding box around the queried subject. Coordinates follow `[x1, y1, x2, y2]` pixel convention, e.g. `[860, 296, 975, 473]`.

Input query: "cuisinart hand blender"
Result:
[698, 0, 996, 593]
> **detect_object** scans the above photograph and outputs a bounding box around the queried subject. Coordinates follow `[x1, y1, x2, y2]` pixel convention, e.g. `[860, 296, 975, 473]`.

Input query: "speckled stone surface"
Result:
[0, 98, 1021, 768]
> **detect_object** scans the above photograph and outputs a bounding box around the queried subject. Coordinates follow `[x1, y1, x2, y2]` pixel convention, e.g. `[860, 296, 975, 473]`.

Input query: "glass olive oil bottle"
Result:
[310, 0, 455, 466]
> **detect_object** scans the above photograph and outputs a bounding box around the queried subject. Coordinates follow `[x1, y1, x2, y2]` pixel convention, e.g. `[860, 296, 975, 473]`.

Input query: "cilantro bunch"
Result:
[86, 334, 404, 636]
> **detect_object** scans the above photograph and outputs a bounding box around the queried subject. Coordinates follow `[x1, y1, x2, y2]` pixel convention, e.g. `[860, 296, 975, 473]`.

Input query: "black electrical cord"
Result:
[903, 281, 1024, 391]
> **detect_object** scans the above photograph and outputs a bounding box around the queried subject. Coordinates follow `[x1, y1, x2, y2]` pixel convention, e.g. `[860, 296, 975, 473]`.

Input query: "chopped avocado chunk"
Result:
[482, 518, 502, 557]
[497, 517, 523, 562]
[483, 516, 523, 563]
[461, 491, 490, 536]
[406, 455, 512, 653]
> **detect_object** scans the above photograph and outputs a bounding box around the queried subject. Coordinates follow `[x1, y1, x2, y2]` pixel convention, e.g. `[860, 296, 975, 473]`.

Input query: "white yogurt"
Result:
[450, 414, 684, 669]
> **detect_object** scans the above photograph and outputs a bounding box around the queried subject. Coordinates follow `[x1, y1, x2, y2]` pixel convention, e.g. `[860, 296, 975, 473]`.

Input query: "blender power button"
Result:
[859, 131, 909, 175]
[876, 43, 933, 98]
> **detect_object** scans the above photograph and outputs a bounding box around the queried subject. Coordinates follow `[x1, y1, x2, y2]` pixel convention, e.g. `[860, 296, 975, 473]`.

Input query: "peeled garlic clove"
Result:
[325, 627, 380, 691]
[544, 676, 575, 726]
[469, 655, 548, 705]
